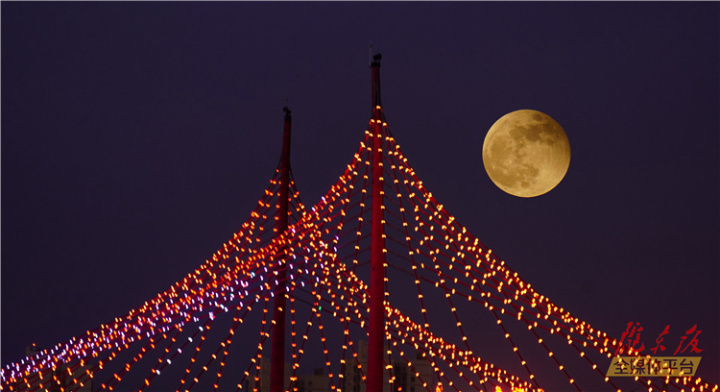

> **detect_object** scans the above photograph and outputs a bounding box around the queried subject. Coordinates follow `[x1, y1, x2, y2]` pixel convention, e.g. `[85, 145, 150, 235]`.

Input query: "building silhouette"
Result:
[342, 340, 434, 392]
[7, 344, 93, 392]
[243, 340, 434, 392]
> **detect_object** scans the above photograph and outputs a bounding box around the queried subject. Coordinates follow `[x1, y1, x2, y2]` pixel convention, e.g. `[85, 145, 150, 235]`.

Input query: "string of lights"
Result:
[2, 100, 717, 392]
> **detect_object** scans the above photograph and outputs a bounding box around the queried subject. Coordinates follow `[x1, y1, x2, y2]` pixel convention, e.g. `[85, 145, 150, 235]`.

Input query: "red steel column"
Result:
[367, 54, 386, 392]
[270, 107, 292, 392]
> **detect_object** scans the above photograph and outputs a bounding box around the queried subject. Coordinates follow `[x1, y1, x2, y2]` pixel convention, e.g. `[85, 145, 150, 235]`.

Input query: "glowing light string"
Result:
[3, 108, 719, 392]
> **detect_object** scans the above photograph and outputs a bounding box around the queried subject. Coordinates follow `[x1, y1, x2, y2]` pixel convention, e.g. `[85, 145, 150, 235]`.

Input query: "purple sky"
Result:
[2, 2, 718, 387]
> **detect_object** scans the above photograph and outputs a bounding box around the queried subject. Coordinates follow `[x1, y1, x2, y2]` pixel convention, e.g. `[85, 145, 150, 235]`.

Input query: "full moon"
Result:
[482, 109, 570, 198]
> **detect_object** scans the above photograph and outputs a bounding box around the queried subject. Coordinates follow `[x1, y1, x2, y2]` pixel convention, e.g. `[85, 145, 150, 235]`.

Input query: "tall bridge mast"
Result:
[269, 106, 292, 392]
[367, 53, 387, 392]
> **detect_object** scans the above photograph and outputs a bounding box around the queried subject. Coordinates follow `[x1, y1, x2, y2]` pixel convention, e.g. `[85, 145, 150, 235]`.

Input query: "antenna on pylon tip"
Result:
[369, 51, 383, 119]
[369, 42, 382, 68]
[283, 105, 291, 121]
[283, 97, 291, 120]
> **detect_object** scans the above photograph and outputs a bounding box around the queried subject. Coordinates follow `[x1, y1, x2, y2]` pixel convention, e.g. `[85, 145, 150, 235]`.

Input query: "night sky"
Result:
[2, 1, 718, 386]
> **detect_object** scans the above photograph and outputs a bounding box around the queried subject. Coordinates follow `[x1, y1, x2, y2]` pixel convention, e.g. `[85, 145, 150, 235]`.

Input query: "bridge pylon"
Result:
[270, 106, 292, 392]
[367, 52, 388, 392]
